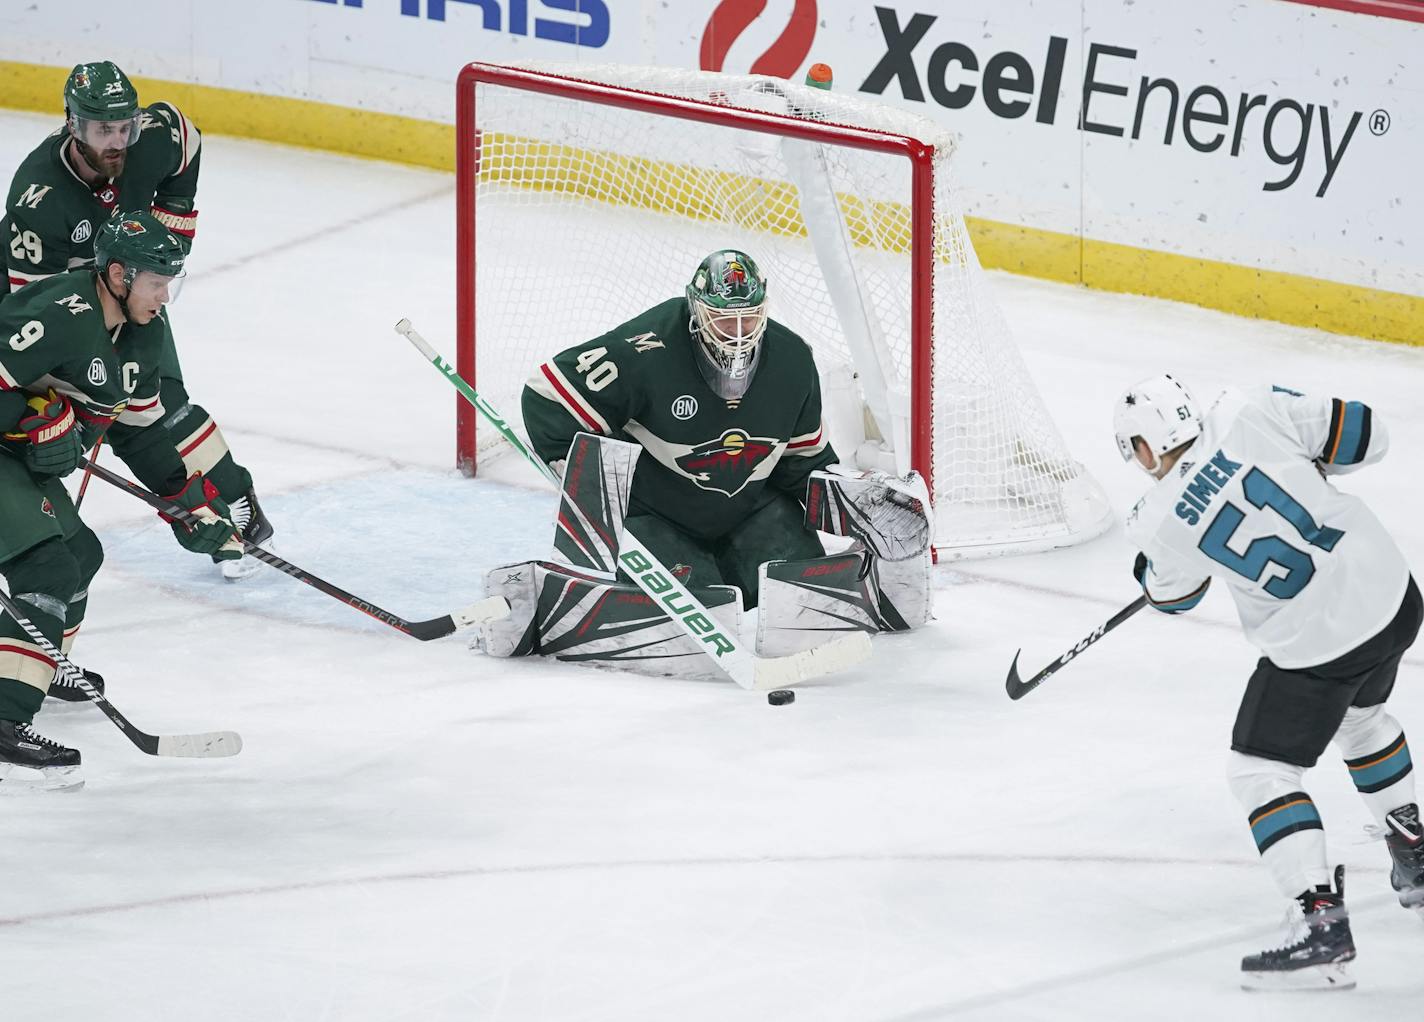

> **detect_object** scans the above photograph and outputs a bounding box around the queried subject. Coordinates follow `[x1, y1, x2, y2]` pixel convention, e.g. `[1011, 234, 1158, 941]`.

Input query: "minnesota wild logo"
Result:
[118, 219, 146, 236]
[675, 428, 777, 497]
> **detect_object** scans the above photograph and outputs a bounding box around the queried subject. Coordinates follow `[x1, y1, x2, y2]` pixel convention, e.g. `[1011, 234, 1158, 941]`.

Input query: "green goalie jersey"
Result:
[522, 298, 838, 540]
[0, 271, 186, 492]
[3, 103, 200, 296]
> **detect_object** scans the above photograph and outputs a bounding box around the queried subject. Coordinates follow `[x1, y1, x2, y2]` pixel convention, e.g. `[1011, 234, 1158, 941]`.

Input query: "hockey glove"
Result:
[17, 391, 84, 478]
[161, 475, 244, 560]
[1132, 552, 1149, 586]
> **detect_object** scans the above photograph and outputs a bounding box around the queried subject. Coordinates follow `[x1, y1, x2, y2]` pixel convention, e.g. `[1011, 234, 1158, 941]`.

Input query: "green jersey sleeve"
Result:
[4, 181, 71, 288]
[143, 103, 201, 250]
[522, 333, 642, 465]
[0, 276, 129, 463]
[0, 281, 118, 407]
[768, 356, 837, 495]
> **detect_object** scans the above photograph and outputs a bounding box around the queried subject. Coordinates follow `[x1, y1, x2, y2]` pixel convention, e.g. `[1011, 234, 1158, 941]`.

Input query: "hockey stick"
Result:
[0, 588, 242, 757]
[394, 318, 872, 691]
[73, 433, 105, 510]
[79, 458, 509, 642]
[1004, 595, 1148, 700]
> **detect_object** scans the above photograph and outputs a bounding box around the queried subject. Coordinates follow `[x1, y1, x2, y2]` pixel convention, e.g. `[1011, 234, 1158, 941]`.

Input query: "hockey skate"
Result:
[1241, 865, 1355, 991]
[45, 668, 104, 704]
[0, 720, 83, 793]
[1384, 804, 1424, 917]
[221, 487, 275, 582]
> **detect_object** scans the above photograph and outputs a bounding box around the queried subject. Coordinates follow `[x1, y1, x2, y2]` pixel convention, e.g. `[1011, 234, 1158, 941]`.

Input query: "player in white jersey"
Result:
[1115, 375, 1424, 991]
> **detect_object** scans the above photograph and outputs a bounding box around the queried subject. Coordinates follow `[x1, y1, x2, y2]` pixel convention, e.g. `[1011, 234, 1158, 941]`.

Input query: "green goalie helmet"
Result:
[685, 250, 769, 400]
[64, 61, 142, 152]
[94, 211, 187, 301]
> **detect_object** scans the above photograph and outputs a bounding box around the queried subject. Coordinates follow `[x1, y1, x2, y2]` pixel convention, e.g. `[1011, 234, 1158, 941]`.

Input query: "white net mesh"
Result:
[463, 62, 1111, 556]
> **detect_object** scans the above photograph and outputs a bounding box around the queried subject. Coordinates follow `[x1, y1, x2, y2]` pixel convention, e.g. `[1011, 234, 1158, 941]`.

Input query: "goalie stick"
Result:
[1004, 595, 1147, 700]
[80, 458, 508, 642]
[394, 318, 872, 691]
[0, 588, 242, 758]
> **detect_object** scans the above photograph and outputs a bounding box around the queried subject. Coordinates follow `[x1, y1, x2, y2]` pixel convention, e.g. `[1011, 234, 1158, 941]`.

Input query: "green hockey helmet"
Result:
[64, 61, 142, 152]
[685, 250, 769, 399]
[94, 211, 187, 306]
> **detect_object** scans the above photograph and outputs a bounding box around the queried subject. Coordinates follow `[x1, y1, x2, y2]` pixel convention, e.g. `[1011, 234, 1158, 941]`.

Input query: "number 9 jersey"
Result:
[1126, 385, 1408, 669]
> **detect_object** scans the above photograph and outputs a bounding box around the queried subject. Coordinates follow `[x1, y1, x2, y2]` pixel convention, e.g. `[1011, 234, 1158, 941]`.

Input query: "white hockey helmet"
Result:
[1113, 374, 1203, 475]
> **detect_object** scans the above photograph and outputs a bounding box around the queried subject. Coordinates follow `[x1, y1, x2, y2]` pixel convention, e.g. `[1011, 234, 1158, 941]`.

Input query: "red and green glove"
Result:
[161, 475, 244, 560]
[16, 390, 84, 478]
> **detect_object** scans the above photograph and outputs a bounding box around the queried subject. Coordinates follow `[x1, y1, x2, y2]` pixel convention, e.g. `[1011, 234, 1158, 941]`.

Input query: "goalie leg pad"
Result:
[552, 432, 639, 574]
[872, 546, 933, 630]
[480, 560, 745, 681]
[756, 546, 932, 657]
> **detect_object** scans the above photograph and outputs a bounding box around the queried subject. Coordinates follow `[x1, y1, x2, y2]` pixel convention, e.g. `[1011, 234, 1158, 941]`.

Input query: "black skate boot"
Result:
[45, 668, 104, 704]
[222, 487, 275, 582]
[0, 719, 83, 792]
[1384, 804, 1424, 916]
[1241, 865, 1355, 991]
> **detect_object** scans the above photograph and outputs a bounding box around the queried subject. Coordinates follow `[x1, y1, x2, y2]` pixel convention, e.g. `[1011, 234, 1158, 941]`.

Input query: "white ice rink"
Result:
[2, 108, 1422, 1020]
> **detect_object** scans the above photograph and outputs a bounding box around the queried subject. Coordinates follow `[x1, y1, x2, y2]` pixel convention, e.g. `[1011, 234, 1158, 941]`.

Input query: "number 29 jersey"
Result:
[1126, 385, 1408, 669]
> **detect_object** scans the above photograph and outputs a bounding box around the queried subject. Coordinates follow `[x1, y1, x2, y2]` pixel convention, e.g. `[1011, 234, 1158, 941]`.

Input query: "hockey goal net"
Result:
[456, 62, 1112, 557]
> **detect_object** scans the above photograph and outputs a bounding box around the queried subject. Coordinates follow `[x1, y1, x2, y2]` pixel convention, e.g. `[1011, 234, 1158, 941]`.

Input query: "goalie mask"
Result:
[686, 250, 769, 400]
[1113, 373, 1202, 476]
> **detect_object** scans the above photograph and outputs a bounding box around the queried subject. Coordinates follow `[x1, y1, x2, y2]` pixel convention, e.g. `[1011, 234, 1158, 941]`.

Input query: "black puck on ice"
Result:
[767, 689, 795, 706]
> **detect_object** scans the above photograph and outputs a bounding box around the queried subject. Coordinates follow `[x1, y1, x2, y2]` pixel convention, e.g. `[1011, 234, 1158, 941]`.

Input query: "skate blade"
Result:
[0, 762, 85, 794]
[1241, 961, 1355, 992]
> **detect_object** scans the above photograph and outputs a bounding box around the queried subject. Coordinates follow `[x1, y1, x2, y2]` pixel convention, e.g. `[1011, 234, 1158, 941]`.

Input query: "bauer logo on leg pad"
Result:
[618, 550, 736, 657]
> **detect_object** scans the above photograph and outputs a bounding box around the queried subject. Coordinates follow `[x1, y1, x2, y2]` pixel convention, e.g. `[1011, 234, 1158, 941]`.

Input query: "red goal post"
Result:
[453, 61, 1111, 558]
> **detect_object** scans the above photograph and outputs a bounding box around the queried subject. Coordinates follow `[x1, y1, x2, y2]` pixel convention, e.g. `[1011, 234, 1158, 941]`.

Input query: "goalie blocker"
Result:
[478, 434, 930, 675]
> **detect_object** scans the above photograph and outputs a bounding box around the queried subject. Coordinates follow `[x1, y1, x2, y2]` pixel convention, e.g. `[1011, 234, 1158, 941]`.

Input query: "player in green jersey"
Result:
[522, 250, 839, 609]
[0, 210, 240, 791]
[1, 60, 274, 582]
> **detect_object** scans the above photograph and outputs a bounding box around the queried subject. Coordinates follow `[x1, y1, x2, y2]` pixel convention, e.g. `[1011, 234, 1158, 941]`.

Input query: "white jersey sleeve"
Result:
[1262, 384, 1390, 475]
[1125, 386, 1408, 668]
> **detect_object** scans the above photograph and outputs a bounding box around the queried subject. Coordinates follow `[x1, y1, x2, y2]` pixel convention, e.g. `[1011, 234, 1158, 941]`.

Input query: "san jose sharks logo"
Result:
[675, 429, 778, 497]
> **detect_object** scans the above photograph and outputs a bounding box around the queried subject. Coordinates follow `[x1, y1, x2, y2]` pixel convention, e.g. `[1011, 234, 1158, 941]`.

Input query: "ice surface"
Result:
[2, 109, 1422, 1020]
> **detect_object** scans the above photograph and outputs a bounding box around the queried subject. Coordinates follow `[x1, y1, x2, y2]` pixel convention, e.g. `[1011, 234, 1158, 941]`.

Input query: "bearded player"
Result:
[2, 60, 273, 581]
[482, 250, 931, 676]
[0, 211, 242, 789]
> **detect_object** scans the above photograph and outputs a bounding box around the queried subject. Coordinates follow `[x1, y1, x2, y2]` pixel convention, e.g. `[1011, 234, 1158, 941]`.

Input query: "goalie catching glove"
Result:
[11, 390, 85, 478]
[805, 466, 931, 560]
[160, 475, 244, 559]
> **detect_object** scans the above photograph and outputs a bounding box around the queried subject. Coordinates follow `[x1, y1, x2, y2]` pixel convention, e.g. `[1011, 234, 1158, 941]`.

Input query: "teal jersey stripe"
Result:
[1333, 401, 1369, 464]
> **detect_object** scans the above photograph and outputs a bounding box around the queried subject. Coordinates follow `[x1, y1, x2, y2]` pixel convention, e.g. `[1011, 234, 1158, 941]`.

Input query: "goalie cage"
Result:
[455, 61, 1113, 558]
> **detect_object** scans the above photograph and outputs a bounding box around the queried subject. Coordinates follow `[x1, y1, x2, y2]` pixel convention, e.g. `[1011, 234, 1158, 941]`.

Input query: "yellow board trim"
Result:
[4, 59, 1420, 345]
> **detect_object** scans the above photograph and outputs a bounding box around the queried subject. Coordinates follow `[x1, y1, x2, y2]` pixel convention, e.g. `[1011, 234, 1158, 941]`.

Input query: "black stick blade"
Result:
[1005, 649, 1041, 700]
